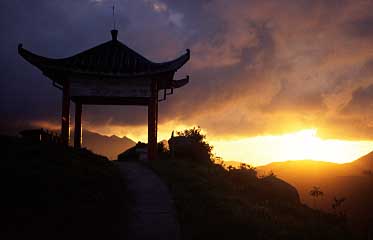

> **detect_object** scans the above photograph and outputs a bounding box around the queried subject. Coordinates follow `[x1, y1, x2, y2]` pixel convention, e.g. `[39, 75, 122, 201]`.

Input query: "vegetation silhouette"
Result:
[168, 126, 214, 163]
[176, 126, 213, 155]
[310, 186, 324, 209]
[151, 127, 351, 239]
[332, 197, 347, 219]
[362, 169, 373, 239]
[258, 156, 373, 238]
[1, 135, 127, 240]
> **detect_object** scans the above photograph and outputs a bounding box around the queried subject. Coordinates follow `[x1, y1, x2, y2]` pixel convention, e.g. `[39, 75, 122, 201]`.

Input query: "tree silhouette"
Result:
[177, 126, 213, 154]
[176, 126, 214, 162]
[332, 197, 346, 218]
[309, 186, 324, 209]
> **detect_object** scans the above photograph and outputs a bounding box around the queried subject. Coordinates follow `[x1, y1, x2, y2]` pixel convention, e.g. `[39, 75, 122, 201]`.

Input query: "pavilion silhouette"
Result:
[18, 29, 190, 160]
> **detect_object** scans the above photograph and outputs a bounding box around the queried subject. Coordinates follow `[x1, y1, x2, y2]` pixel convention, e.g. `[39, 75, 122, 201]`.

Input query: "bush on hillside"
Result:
[151, 128, 352, 239]
[169, 126, 214, 163]
[150, 154, 350, 240]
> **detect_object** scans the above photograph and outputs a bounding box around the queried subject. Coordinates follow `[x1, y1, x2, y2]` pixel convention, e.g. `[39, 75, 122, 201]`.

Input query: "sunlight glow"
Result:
[85, 123, 373, 167]
[211, 129, 373, 166]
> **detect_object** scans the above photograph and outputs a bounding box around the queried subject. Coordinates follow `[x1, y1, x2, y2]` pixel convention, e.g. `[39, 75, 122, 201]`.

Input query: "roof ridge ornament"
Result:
[112, 0, 117, 29]
[111, 0, 118, 41]
[111, 29, 118, 41]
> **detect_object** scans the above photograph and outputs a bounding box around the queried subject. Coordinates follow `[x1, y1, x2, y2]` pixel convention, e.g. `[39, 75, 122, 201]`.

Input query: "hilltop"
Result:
[0, 135, 127, 240]
[150, 155, 350, 239]
[256, 154, 373, 204]
[256, 154, 373, 234]
[1, 128, 359, 239]
[257, 153, 373, 178]
[146, 127, 351, 239]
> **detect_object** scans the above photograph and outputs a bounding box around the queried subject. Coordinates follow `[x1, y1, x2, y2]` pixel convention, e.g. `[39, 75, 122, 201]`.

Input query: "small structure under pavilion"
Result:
[18, 29, 190, 161]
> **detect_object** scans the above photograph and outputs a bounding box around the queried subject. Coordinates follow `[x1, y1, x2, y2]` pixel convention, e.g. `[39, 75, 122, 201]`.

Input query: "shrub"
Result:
[172, 126, 214, 163]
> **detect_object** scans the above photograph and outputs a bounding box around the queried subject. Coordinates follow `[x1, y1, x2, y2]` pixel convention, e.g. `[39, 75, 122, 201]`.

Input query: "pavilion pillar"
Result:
[148, 80, 158, 161]
[74, 102, 82, 149]
[61, 80, 70, 146]
[155, 94, 158, 142]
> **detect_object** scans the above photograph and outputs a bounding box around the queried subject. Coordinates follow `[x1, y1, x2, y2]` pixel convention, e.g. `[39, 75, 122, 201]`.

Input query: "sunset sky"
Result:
[2, 0, 373, 165]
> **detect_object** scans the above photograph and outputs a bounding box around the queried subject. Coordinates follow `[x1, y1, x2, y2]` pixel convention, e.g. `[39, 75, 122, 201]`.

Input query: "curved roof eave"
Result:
[172, 76, 189, 89]
[18, 43, 190, 77]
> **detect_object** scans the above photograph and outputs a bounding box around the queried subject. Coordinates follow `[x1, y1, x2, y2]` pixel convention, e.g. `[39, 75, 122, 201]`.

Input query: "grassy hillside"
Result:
[0, 135, 127, 240]
[257, 160, 344, 204]
[257, 157, 373, 237]
[349, 151, 373, 173]
[151, 157, 351, 240]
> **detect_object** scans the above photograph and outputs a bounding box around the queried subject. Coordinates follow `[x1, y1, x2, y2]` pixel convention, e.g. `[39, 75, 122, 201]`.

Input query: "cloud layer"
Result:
[2, 0, 373, 140]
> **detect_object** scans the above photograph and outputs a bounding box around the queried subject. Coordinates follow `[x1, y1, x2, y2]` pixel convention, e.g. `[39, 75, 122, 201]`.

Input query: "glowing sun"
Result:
[211, 129, 373, 166]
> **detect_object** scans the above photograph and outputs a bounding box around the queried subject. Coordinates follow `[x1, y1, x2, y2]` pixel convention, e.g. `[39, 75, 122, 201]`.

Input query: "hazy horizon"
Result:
[26, 125, 372, 166]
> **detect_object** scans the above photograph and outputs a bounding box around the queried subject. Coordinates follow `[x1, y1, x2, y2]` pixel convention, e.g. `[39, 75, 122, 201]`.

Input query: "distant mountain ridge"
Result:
[255, 152, 373, 228]
[257, 153, 373, 180]
[348, 151, 373, 173]
[74, 130, 136, 160]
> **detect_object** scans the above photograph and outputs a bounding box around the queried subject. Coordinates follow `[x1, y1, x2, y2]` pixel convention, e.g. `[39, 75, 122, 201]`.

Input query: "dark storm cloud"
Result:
[341, 84, 373, 115]
[345, 16, 373, 38]
[2, 0, 373, 140]
[0, 0, 177, 133]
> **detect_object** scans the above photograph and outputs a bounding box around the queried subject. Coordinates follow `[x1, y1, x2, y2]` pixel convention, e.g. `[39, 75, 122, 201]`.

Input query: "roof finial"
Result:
[112, 0, 117, 30]
[111, 0, 118, 41]
[111, 29, 118, 41]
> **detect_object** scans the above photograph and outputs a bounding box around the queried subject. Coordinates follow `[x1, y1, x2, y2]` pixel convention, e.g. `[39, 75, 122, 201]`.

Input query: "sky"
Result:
[2, 0, 373, 165]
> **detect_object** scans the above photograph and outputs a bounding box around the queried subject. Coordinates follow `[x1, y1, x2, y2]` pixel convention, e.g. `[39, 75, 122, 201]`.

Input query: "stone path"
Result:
[118, 161, 180, 240]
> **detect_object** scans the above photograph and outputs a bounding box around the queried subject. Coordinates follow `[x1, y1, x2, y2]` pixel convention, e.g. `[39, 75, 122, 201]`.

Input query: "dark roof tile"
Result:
[18, 32, 190, 78]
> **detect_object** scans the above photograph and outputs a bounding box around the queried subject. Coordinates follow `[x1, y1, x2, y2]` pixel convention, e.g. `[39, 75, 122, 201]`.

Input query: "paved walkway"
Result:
[118, 161, 180, 240]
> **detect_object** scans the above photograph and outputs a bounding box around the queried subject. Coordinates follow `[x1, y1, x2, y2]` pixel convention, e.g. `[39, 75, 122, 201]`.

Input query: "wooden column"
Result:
[148, 80, 158, 161]
[74, 102, 82, 149]
[61, 80, 70, 146]
[155, 94, 158, 144]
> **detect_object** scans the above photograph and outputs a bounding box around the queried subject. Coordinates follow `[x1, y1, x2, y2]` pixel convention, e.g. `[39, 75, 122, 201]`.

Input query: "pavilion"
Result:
[18, 29, 190, 160]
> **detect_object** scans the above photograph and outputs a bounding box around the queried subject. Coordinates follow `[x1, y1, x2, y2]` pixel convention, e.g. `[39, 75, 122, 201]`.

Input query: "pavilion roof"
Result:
[18, 30, 190, 78]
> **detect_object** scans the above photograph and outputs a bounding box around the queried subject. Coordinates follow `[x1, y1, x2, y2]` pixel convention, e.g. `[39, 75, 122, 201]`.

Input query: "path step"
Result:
[118, 161, 180, 240]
